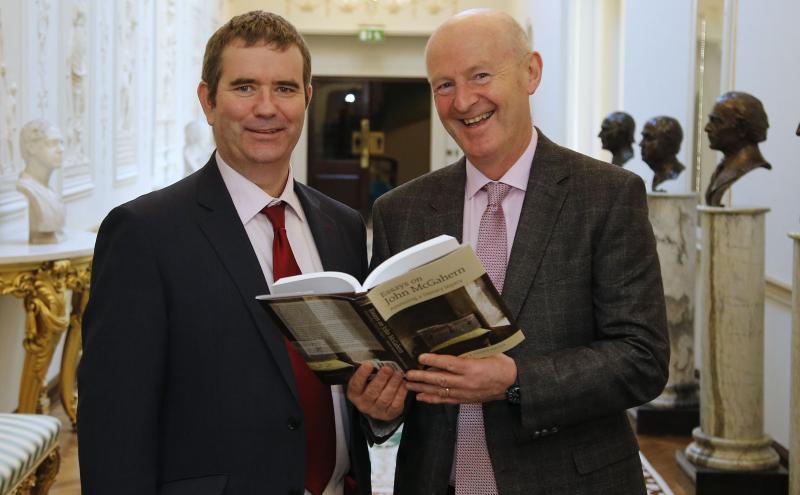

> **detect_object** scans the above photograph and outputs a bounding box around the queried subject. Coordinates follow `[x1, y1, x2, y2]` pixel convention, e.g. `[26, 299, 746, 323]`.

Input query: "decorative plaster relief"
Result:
[114, 0, 137, 182]
[285, 0, 459, 34]
[0, 7, 18, 177]
[62, 0, 92, 198]
[35, 0, 50, 116]
[154, 0, 178, 186]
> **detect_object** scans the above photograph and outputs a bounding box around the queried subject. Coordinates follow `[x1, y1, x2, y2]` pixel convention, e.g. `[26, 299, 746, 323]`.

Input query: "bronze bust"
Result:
[640, 116, 685, 192]
[599, 112, 635, 166]
[704, 91, 771, 206]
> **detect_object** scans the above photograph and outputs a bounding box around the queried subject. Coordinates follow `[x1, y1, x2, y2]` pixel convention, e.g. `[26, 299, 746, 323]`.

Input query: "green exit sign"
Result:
[359, 27, 385, 43]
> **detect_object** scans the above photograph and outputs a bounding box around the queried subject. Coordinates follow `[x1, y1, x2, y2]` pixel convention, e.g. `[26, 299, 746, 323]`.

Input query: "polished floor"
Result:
[48, 402, 696, 495]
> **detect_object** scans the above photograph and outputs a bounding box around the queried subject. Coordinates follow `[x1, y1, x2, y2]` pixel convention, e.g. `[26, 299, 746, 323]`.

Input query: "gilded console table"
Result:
[0, 230, 95, 429]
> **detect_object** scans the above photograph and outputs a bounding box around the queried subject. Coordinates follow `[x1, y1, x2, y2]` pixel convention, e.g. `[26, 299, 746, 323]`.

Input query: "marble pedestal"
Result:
[637, 194, 699, 435]
[685, 207, 779, 472]
[790, 233, 800, 495]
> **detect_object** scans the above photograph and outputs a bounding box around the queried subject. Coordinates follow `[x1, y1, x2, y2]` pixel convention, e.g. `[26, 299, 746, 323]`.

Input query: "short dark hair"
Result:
[201, 11, 311, 106]
[717, 91, 769, 143]
[646, 116, 683, 156]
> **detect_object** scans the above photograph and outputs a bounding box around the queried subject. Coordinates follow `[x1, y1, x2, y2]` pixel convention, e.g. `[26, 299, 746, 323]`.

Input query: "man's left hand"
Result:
[405, 353, 517, 404]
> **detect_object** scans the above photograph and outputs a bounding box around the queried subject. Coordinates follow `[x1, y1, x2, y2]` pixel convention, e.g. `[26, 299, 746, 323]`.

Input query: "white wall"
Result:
[513, 0, 570, 145]
[620, 0, 696, 194]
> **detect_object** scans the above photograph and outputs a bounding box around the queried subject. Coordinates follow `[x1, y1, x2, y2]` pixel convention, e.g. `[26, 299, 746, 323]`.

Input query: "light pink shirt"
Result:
[462, 128, 538, 254]
[217, 152, 350, 495]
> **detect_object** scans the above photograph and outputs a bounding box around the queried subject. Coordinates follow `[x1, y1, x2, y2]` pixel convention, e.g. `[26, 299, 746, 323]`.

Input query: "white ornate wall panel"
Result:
[153, 0, 179, 188]
[59, 0, 91, 198]
[60, 0, 93, 199]
[0, 3, 22, 224]
[112, 0, 139, 184]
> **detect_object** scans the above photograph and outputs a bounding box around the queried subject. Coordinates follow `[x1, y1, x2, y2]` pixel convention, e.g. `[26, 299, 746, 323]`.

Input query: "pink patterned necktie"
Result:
[455, 181, 511, 495]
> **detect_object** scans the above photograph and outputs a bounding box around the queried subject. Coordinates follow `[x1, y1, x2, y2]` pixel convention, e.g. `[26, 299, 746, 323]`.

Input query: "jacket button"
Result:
[287, 417, 301, 430]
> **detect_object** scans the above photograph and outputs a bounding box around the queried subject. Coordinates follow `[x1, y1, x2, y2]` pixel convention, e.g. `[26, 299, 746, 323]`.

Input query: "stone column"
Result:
[790, 232, 800, 494]
[685, 206, 779, 471]
[647, 193, 699, 408]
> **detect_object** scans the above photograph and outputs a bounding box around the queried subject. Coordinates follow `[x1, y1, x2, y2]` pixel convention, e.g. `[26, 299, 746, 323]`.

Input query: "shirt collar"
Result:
[465, 127, 538, 200]
[215, 151, 308, 225]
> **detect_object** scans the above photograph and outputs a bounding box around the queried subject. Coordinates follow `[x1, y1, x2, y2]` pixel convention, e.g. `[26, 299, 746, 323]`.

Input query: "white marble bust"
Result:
[16, 120, 66, 244]
[183, 120, 213, 176]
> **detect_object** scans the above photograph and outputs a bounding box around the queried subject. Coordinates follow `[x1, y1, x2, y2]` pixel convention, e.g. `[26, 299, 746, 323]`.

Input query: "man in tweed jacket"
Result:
[350, 9, 669, 495]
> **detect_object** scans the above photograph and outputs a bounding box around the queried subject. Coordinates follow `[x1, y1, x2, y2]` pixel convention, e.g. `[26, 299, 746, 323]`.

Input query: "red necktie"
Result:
[262, 203, 337, 495]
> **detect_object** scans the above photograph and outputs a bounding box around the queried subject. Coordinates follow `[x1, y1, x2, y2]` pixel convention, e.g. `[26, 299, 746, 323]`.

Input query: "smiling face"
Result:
[426, 12, 541, 175]
[198, 39, 310, 180]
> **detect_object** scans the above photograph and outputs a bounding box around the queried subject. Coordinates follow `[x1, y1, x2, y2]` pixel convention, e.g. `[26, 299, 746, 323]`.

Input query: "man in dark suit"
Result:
[78, 11, 380, 495]
[356, 9, 669, 495]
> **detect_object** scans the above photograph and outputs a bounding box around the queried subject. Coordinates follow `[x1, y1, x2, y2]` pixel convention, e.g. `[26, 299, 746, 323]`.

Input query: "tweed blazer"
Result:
[79, 156, 372, 495]
[370, 131, 669, 495]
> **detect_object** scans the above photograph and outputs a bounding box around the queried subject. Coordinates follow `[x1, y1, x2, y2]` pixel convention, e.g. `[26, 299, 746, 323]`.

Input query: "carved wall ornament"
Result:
[598, 111, 635, 166]
[65, 0, 89, 170]
[288, 0, 324, 13]
[640, 116, 685, 192]
[154, 0, 178, 184]
[0, 7, 17, 176]
[704, 91, 771, 206]
[115, 0, 138, 179]
[422, 0, 457, 15]
[36, 0, 50, 116]
[17, 120, 66, 244]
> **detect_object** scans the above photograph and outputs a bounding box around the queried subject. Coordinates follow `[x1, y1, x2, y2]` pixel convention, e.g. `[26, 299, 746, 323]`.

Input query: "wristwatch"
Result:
[506, 380, 521, 405]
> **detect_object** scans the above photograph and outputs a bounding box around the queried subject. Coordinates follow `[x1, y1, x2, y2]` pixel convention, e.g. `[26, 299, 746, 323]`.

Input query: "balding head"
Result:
[426, 9, 529, 72]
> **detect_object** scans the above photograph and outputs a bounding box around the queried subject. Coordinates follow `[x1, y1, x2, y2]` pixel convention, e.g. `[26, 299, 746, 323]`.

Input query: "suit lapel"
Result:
[294, 182, 348, 273]
[194, 158, 299, 402]
[503, 131, 570, 320]
[426, 159, 467, 243]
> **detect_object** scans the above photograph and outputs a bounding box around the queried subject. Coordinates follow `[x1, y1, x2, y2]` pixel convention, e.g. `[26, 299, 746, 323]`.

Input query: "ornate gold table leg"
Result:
[60, 263, 91, 429]
[12, 261, 71, 414]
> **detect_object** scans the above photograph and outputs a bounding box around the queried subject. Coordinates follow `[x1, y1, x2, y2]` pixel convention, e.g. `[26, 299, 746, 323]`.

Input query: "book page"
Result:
[367, 245, 485, 320]
[269, 298, 384, 354]
[363, 234, 459, 290]
[269, 272, 361, 296]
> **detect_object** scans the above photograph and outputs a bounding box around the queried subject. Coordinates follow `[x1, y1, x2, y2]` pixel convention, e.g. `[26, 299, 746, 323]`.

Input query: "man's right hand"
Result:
[346, 362, 407, 422]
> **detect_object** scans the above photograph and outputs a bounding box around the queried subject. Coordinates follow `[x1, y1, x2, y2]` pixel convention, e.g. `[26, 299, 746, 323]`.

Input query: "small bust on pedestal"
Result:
[640, 116, 685, 192]
[183, 120, 213, 176]
[598, 111, 635, 166]
[704, 91, 771, 206]
[16, 120, 66, 244]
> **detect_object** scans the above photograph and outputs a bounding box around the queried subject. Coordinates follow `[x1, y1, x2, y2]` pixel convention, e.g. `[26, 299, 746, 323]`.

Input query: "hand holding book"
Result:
[404, 352, 518, 405]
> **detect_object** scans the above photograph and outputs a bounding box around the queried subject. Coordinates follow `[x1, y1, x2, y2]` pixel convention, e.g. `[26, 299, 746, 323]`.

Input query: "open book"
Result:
[257, 235, 524, 384]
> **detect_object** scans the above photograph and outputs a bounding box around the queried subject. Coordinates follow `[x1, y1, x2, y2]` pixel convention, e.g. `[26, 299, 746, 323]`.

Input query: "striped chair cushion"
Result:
[0, 414, 61, 495]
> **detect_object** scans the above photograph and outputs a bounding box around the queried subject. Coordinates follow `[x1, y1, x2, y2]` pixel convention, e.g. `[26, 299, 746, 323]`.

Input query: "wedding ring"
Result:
[440, 387, 450, 398]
